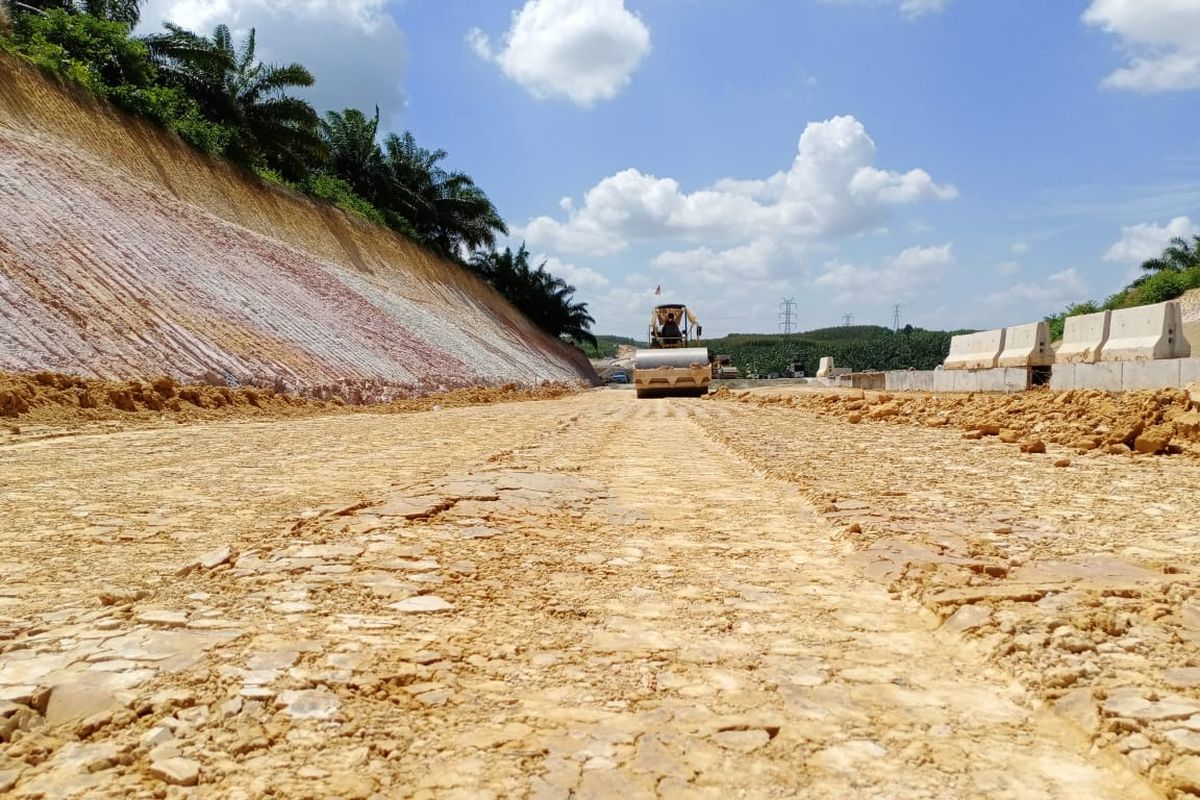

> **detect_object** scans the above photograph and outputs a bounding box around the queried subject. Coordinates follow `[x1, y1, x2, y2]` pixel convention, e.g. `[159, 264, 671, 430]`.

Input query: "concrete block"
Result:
[851, 372, 885, 390]
[885, 371, 910, 392]
[1050, 363, 1075, 391]
[1069, 362, 1123, 392]
[910, 371, 935, 391]
[944, 329, 1005, 370]
[816, 356, 835, 378]
[933, 370, 955, 393]
[998, 321, 1053, 367]
[1180, 357, 1200, 387]
[1103, 301, 1190, 361]
[1122, 359, 1181, 391]
[1058, 310, 1110, 364]
[959, 369, 981, 390]
[976, 367, 1031, 393]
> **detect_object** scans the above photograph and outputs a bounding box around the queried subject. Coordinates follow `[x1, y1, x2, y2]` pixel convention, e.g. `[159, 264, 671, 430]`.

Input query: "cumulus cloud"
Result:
[1103, 216, 1198, 263]
[996, 260, 1021, 276]
[822, 0, 950, 20]
[468, 0, 651, 106]
[136, 0, 407, 117]
[812, 243, 954, 303]
[1011, 241, 1029, 254]
[1083, 0, 1200, 92]
[521, 115, 956, 258]
[985, 268, 1087, 309]
[538, 255, 611, 289]
[651, 239, 789, 285]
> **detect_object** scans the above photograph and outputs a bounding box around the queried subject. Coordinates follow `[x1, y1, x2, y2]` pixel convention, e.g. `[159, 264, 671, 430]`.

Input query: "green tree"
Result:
[9, 9, 229, 152]
[470, 245, 597, 347]
[4, 0, 141, 25]
[1140, 235, 1200, 274]
[380, 131, 506, 258]
[319, 107, 384, 201]
[146, 23, 323, 178]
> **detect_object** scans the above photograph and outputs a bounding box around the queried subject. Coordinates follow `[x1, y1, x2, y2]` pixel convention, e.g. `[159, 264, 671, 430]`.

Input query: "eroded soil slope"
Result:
[6, 390, 1199, 798]
[0, 56, 593, 396]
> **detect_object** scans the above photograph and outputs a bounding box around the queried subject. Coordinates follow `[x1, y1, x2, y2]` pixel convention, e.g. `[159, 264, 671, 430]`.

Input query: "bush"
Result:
[12, 10, 152, 92]
[302, 174, 387, 226]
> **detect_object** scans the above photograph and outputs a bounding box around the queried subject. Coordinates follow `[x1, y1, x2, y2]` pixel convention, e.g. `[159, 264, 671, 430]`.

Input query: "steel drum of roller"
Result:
[634, 347, 711, 371]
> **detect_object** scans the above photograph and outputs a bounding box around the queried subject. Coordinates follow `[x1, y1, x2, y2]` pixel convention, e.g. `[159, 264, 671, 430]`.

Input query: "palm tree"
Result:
[380, 131, 506, 258]
[145, 23, 323, 178]
[469, 245, 597, 347]
[5, 0, 140, 25]
[319, 107, 385, 201]
[1141, 235, 1200, 273]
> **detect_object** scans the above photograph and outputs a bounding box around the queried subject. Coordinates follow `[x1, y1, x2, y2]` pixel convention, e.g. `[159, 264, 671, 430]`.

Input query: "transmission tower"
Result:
[892, 303, 902, 332]
[778, 297, 796, 335]
[841, 313, 854, 328]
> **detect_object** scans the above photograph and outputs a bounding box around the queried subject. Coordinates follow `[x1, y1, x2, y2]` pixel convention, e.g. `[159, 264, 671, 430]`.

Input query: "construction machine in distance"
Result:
[633, 304, 712, 398]
[711, 354, 739, 380]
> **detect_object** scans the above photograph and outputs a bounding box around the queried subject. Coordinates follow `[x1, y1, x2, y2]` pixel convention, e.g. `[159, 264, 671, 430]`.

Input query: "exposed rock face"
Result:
[0, 56, 595, 398]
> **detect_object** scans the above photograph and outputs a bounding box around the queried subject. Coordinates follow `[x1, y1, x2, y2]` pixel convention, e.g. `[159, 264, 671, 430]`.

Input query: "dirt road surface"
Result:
[3, 389, 1199, 798]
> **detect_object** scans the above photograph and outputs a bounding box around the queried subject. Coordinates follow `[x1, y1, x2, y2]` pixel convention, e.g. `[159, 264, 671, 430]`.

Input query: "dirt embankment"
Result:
[0, 54, 595, 397]
[712, 385, 1200, 456]
[0, 370, 577, 438]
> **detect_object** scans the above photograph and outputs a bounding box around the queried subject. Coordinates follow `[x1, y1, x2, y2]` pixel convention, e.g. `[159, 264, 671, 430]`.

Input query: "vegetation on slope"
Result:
[1046, 235, 1200, 339]
[0, 1, 597, 349]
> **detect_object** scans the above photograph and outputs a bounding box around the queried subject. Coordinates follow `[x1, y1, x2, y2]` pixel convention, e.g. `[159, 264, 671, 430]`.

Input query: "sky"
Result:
[133, 0, 1200, 337]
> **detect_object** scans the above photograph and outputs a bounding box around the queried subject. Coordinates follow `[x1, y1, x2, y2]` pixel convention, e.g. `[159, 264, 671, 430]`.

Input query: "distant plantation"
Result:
[699, 326, 962, 376]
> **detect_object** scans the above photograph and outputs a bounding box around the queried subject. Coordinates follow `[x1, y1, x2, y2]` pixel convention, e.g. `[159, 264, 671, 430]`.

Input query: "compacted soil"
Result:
[3, 388, 1199, 798]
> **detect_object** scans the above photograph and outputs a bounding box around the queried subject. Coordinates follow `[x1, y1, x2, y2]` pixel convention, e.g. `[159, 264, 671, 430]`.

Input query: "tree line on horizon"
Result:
[0, 0, 597, 348]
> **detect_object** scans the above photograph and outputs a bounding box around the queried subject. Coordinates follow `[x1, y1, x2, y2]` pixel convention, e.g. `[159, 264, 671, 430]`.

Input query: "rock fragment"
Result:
[149, 757, 200, 787]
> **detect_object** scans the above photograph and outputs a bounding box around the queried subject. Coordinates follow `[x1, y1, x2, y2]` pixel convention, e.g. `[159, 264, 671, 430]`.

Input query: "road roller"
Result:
[633, 304, 712, 398]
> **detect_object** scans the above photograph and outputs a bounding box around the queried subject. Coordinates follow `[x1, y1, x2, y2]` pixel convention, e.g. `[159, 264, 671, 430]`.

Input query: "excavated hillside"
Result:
[0, 55, 595, 399]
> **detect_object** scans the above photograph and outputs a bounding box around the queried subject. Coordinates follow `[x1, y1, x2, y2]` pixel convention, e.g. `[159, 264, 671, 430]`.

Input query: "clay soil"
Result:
[0, 371, 577, 444]
[3, 388, 1200, 798]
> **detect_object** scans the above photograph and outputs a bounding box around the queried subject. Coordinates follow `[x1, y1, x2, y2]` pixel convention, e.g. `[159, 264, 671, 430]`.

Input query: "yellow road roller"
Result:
[633, 304, 711, 398]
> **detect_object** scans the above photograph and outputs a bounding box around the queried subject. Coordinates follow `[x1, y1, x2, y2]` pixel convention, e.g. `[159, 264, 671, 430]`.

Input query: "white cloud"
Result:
[468, 0, 651, 106]
[538, 255, 611, 289]
[137, 0, 407, 117]
[822, 0, 950, 20]
[1083, 0, 1200, 92]
[996, 260, 1021, 276]
[985, 268, 1087, 309]
[521, 115, 956, 256]
[1011, 241, 1028, 254]
[812, 243, 954, 303]
[1103, 215, 1198, 263]
[651, 239, 789, 285]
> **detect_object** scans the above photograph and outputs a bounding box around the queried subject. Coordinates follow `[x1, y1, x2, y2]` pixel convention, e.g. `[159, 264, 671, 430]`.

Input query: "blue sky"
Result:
[136, 0, 1200, 337]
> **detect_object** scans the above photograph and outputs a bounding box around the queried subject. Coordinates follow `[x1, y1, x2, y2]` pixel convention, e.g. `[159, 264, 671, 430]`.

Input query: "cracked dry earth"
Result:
[1, 392, 1191, 798]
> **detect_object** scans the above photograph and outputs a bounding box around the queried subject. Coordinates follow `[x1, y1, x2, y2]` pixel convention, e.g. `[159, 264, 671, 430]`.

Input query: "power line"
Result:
[778, 297, 796, 335]
[892, 303, 902, 332]
[841, 313, 854, 327]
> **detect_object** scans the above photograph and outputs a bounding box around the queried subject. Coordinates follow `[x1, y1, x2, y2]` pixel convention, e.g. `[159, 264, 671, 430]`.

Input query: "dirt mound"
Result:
[0, 370, 577, 434]
[715, 387, 1200, 456]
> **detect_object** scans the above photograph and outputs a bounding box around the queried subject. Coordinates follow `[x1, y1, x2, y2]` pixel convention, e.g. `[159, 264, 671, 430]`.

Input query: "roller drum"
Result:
[634, 348, 711, 370]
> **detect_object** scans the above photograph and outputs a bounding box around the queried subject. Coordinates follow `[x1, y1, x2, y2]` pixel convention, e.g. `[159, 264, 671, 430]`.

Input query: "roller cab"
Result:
[633, 304, 711, 398]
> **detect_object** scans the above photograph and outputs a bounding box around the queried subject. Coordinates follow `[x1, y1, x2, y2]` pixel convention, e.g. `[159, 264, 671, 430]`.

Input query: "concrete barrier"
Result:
[816, 356, 835, 377]
[944, 329, 1005, 370]
[1051, 358, 1200, 391]
[850, 372, 885, 390]
[997, 321, 1053, 367]
[1102, 301, 1191, 361]
[1057, 310, 1110, 364]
